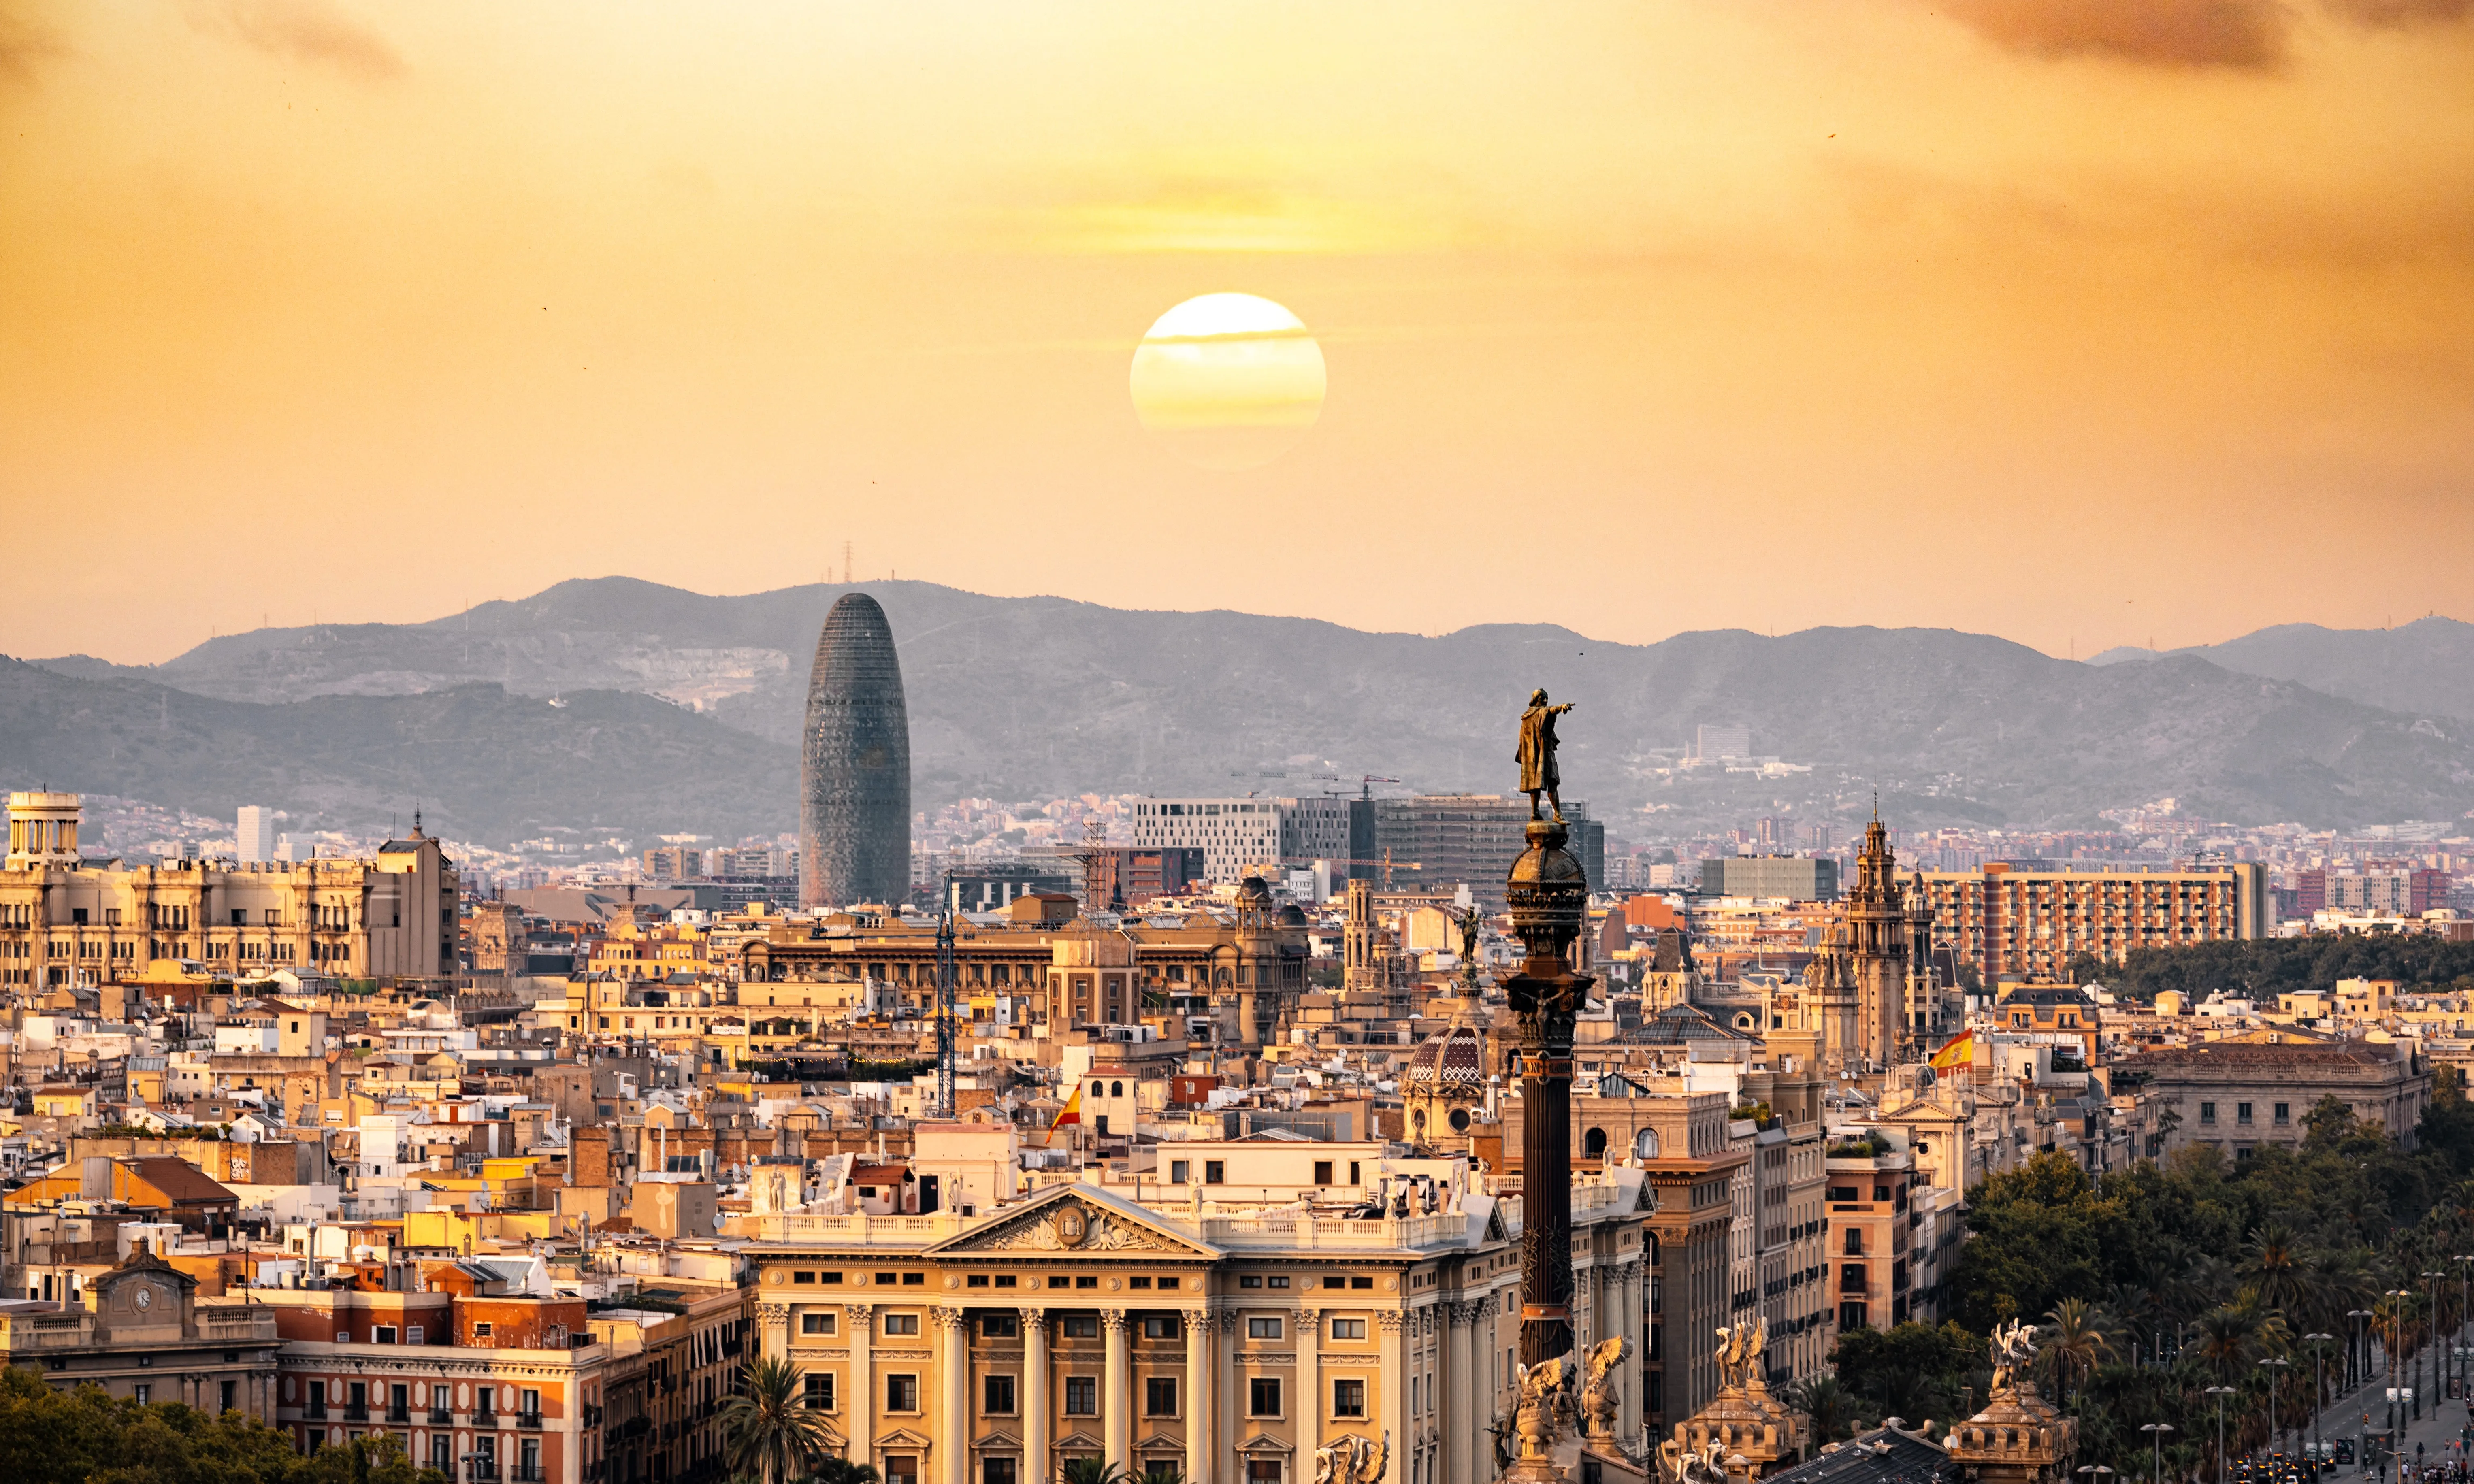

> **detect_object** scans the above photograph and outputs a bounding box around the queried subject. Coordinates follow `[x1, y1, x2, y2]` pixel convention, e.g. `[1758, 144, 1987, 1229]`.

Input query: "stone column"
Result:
[757, 1304, 790, 1363]
[844, 1304, 874, 1471]
[936, 1307, 969, 1482]
[1436, 1304, 1465, 1483]
[1183, 1309, 1212, 1484]
[1378, 1309, 1407, 1461]
[1620, 1260, 1644, 1444]
[1101, 1309, 1132, 1473]
[1293, 1307, 1322, 1455]
[1215, 1310, 1241, 1473]
[1022, 1310, 1050, 1484]
[1468, 1295, 1494, 1478]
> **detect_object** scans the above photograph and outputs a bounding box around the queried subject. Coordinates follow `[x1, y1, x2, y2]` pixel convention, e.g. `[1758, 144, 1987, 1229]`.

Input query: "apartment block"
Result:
[1918, 862, 2271, 980]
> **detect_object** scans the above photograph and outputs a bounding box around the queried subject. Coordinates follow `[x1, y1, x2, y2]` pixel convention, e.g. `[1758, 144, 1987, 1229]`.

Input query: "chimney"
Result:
[81, 1156, 115, 1200]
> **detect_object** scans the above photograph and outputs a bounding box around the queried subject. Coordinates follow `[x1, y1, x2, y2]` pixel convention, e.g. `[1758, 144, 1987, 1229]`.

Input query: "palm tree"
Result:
[2038, 1298, 2113, 1407]
[811, 1464, 879, 1484]
[1060, 1461, 1130, 1484]
[1785, 1375, 1862, 1446]
[2193, 1303, 2265, 1381]
[2242, 1223, 2309, 1318]
[720, 1354, 836, 1484]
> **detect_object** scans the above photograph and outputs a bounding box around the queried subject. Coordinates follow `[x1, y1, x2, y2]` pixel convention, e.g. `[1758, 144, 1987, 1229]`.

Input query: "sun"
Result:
[1129, 293, 1328, 471]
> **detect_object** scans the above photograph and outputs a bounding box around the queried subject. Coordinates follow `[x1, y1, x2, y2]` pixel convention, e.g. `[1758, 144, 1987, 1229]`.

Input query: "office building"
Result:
[1367, 795, 1600, 908]
[1125, 798, 1349, 884]
[237, 807, 277, 865]
[1697, 856, 1839, 902]
[801, 593, 913, 909]
[1076, 848, 1205, 910]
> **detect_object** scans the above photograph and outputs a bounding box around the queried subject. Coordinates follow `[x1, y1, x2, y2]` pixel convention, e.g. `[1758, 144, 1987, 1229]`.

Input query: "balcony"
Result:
[518, 1413, 543, 1431]
[514, 1469, 546, 1483]
[430, 1408, 455, 1424]
[475, 1409, 500, 1429]
[305, 1404, 329, 1420]
[344, 1403, 370, 1422]
[387, 1405, 412, 1424]
[469, 1466, 500, 1482]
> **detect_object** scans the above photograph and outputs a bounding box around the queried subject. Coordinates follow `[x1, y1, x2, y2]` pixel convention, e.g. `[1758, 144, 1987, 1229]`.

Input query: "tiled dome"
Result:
[1404, 1020, 1487, 1090]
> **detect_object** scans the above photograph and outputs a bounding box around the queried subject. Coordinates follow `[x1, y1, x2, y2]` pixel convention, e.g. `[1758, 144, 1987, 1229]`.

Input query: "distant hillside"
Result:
[2088, 616, 2474, 720]
[0, 658, 795, 842]
[21, 579, 2474, 837]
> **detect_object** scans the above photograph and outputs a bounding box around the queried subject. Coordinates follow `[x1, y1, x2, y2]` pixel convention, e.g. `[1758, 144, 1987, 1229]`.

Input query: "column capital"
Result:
[844, 1303, 876, 1324]
[1291, 1307, 1322, 1329]
[1182, 1308, 1215, 1337]
[1100, 1309, 1130, 1334]
[756, 1303, 790, 1323]
[933, 1306, 969, 1332]
[1377, 1311, 1406, 1335]
[1020, 1307, 1051, 1333]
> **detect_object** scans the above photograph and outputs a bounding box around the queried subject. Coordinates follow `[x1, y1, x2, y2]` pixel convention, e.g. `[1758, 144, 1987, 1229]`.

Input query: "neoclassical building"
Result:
[745, 1178, 1654, 1484]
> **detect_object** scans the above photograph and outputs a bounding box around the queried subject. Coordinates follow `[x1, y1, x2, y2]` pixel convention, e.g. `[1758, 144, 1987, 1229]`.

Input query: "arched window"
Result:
[1111, 1081, 1123, 1098]
[1634, 1128, 1660, 1160]
[1091, 1082, 1103, 1096]
[1583, 1127, 1607, 1160]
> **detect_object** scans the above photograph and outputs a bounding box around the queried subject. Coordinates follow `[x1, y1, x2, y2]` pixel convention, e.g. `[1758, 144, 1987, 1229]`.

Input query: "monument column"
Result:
[1021, 1310, 1049, 1484]
[844, 1304, 874, 1471]
[1183, 1309, 1212, 1484]
[935, 1307, 969, 1480]
[1102, 1309, 1132, 1473]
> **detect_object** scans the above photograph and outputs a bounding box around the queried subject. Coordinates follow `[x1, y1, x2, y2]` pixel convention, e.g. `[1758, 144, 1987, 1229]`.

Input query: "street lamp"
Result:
[2207, 1385, 2239, 1484]
[2144, 1422, 2176, 1484]
[2426, 1270, 2449, 1422]
[2305, 1333, 2335, 1473]
[2457, 1256, 2474, 1399]
[2388, 1289, 2414, 1435]
[2079, 1467, 2118, 1484]
[2263, 1356, 2292, 1459]
[2350, 1307, 2375, 1393]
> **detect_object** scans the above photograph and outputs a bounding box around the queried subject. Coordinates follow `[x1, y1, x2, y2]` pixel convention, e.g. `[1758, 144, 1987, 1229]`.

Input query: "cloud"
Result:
[1935, 0, 2294, 68]
[2327, 0, 2474, 22]
[0, 3, 69, 86]
[189, 0, 405, 81]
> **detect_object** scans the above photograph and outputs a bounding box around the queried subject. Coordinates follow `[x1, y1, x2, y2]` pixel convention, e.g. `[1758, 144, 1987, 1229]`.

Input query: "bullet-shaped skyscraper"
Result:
[799, 593, 911, 908]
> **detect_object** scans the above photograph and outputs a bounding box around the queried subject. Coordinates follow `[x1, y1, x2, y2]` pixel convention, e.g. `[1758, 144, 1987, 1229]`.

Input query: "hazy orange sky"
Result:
[4, 0, 2471, 664]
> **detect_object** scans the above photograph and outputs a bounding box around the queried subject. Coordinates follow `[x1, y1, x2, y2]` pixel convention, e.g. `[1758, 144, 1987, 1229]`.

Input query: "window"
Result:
[983, 1375, 1016, 1415]
[876, 1273, 898, 1286]
[981, 1313, 1019, 1338]
[1157, 1276, 1179, 1290]
[802, 1312, 836, 1336]
[375, 1325, 398, 1344]
[1049, 1276, 1073, 1289]
[1170, 1160, 1191, 1184]
[1061, 1315, 1099, 1338]
[1249, 1378, 1283, 1417]
[1331, 1318, 1366, 1341]
[793, 1271, 816, 1284]
[407, 1326, 424, 1345]
[1205, 1161, 1226, 1184]
[1249, 1464, 1283, 1484]
[1065, 1377, 1098, 1415]
[1324, 1276, 1347, 1290]
[1076, 1276, 1098, 1290]
[1129, 1276, 1152, 1290]
[2199, 1101, 2217, 1124]
[1248, 1317, 1283, 1340]
[1351, 1277, 1371, 1290]
[983, 1463, 1018, 1484]
[1826, 1185, 1859, 1202]
[1843, 1230, 1863, 1256]
[1269, 1276, 1289, 1288]
[473, 1322, 494, 1338]
[884, 1313, 921, 1337]
[885, 1374, 919, 1413]
[1334, 1378, 1367, 1417]
[2236, 1102, 2254, 1124]
[132, 1384, 150, 1405]
[804, 1374, 835, 1411]
[1313, 1160, 1334, 1185]
[1146, 1376, 1178, 1416]
[1142, 1315, 1178, 1339]
[1841, 1264, 1867, 1292]
[2274, 1102, 2291, 1125]
[902, 1272, 926, 1286]
[1240, 1276, 1263, 1289]
[967, 1275, 991, 1288]
[884, 1457, 919, 1484]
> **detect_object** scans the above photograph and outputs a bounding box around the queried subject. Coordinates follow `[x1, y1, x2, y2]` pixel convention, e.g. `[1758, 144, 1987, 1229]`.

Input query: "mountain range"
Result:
[12, 578, 2474, 844]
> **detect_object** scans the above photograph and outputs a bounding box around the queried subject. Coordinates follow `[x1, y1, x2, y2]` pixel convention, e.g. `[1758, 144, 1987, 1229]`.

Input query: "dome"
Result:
[1276, 903, 1308, 927]
[1404, 1020, 1487, 1090]
[1237, 875, 1272, 902]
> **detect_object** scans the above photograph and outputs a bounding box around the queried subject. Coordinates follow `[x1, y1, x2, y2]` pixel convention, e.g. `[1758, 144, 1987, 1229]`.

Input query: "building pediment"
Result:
[874, 1427, 935, 1452]
[924, 1183, 1221, 1259]
[1238, 1432, 1296, 1454]
[1054, 1428, 1105, 1453]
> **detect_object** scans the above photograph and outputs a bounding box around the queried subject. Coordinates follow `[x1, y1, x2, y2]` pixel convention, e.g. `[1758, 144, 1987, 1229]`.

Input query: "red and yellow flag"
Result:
[1050, 1084, 1083, 1131]
[1929, 1030, 1975, 1072]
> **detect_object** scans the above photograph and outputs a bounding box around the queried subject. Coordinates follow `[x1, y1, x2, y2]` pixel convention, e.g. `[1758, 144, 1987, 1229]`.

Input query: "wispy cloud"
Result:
[187, 0, 404, 81]
[1936, 0, 2291, 69]
[0, 2, 69, 87]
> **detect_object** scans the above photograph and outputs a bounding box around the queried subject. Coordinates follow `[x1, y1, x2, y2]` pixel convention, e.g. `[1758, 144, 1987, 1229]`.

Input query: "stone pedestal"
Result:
[1660, 1374, 1807, 1482]
[1947, 1380, 2078, 1484]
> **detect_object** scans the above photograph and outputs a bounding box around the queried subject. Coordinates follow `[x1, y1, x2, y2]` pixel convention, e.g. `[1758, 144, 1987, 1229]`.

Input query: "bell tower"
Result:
[1843, 813, 1909, 1067]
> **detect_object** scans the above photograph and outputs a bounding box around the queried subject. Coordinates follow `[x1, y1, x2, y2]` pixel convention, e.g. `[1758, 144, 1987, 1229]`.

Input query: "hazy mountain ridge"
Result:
[2088, 616, 2474, 720]
[17, 579, 2474, 839]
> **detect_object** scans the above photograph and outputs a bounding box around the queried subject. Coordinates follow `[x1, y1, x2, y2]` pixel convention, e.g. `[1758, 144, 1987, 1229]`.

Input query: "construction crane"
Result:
[934, 876, 959, 1120]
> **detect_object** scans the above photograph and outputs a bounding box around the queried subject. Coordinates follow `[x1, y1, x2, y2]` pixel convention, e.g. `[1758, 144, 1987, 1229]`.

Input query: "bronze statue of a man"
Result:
[1517, 688, 1575, 821]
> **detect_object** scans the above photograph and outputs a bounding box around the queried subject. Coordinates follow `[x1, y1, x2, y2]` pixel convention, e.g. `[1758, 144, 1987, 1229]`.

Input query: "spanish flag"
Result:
[1050, 1085, 1083, 1131]
[1929, 1030, 1975, 1073]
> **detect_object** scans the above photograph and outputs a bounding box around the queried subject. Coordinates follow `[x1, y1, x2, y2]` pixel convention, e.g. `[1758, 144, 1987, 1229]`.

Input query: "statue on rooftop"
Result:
[1516, 688, 1576, 822]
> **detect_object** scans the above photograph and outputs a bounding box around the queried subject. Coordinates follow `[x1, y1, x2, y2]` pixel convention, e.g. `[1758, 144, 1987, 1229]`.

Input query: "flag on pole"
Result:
[1050, 1084, 1083, 1131]
[1929, 1030, 1975, 1072]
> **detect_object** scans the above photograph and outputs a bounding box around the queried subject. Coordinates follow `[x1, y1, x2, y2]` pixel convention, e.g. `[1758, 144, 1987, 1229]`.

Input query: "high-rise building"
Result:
[236, 806, 275, 864]
[800, 593, 912, 908]
[1365, 795, 1599, 907]
[1920, 860, 2272, 980]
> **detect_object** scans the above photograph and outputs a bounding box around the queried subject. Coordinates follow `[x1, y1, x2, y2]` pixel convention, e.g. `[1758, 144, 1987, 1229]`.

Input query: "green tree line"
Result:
[0, 1368, 447, 1484]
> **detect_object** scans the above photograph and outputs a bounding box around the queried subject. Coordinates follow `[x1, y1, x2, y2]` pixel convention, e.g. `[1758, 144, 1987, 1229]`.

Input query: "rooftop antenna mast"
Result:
[935, 873, 957, 1120]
